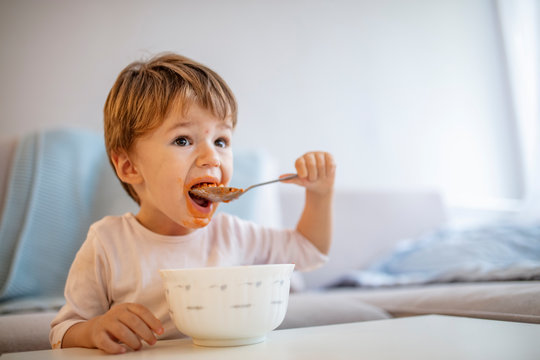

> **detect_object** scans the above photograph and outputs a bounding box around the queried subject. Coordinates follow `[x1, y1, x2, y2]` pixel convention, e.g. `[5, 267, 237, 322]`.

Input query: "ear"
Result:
[110, 150, 143, 185]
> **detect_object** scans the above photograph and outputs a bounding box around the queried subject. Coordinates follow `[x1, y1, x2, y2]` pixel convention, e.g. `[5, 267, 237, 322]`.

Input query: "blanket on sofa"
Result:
[337, 223, 540, 287]
[0, 129, 109, 301]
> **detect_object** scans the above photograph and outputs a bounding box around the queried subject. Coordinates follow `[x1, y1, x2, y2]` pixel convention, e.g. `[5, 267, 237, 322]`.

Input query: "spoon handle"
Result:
[245, 174, 298, 192]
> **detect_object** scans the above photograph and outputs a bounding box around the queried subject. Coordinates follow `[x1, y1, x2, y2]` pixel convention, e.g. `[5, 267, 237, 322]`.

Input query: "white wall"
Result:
[0, 0, 522, 206]
[496, 0, 540, 220]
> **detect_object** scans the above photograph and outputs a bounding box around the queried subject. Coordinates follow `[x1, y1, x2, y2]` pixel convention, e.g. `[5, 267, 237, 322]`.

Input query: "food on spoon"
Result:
[189, 183, 244, 203]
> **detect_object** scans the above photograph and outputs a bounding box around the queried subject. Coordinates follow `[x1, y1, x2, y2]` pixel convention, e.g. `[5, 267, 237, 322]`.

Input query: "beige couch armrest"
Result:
[280, 188, 446, 289]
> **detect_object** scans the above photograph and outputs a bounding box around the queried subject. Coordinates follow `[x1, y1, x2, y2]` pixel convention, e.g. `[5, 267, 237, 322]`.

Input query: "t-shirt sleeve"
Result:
[218, 214, 329, 271]
[49, 227, 111, 349]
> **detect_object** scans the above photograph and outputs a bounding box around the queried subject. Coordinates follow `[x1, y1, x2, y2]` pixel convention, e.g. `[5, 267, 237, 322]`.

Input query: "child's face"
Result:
[129, 103, 234, 235]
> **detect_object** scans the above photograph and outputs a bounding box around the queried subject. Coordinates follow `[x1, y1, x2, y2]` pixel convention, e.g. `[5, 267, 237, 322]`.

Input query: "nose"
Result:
[196, 143, 221, 168]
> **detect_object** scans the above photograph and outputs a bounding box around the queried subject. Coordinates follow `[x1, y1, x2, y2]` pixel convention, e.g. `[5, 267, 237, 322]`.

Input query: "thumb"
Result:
[279, 173, 304, 186]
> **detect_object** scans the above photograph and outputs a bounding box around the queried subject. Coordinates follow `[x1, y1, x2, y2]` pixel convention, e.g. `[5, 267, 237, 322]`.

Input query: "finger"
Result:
[128, 303, 164, 336]
[94, 332, 127, 354]
[304, 153, 318, 182]
[295, 157, 308, 179]
[108, 321, 142, 351]
[315, 152, 326, 179]
[120, 308, 157, 346]
[324, 152, 336, 178]
[279, 173, 297, 183]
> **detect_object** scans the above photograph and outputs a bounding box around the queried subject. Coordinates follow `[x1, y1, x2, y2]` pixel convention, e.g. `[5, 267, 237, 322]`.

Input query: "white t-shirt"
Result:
[49, 212, 327, 348]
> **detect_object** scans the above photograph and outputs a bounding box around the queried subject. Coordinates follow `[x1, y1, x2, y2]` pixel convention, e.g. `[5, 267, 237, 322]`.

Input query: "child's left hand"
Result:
[282, 151, 336, 195]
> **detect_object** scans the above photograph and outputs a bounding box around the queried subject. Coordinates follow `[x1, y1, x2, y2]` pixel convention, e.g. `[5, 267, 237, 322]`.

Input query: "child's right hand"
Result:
[87, 303, 163, 354]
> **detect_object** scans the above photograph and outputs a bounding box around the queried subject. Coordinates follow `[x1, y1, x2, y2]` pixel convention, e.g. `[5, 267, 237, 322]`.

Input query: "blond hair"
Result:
[104, 53, 237, 204]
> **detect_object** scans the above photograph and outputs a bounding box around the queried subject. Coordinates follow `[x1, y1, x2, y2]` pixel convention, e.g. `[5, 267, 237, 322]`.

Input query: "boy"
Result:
[50, 53, 335, 354]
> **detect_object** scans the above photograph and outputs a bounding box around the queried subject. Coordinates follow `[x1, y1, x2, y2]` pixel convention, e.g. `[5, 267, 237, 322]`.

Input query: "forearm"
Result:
[296, 189, 333, 254]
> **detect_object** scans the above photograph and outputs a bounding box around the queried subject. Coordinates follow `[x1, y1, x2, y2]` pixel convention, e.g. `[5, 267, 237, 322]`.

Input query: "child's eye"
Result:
[173, 136, 191, 147]
[215, 138, 229, 148]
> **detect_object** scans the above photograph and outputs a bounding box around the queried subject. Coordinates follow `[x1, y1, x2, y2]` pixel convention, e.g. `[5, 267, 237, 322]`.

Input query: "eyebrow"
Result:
[165, 120, 233, 133]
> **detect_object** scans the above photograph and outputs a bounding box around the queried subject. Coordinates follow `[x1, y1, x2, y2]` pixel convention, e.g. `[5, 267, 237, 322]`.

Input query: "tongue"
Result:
[190, 193, 210, 207]
[195, 198, 209, 207]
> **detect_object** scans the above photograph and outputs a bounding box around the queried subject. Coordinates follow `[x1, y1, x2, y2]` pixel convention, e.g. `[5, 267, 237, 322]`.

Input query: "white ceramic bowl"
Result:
[160, 264, 295, 347]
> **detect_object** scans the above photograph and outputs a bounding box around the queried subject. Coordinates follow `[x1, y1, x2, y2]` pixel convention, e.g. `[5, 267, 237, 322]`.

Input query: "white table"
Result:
[3, 315, 540, 359]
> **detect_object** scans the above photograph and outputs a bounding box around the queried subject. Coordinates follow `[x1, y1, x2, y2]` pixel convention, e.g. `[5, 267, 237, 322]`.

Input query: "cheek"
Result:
[147, 160, 174, 185]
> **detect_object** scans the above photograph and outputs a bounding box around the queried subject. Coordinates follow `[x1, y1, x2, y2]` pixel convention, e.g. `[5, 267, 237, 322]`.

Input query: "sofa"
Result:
[1, 129, 539, 354]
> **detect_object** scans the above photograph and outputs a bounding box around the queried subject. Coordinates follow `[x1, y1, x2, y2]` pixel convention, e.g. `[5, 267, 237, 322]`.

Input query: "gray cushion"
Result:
[0, 311, 56, 354]
[279, 291, 391, 329]
[328, 281, 540, 324]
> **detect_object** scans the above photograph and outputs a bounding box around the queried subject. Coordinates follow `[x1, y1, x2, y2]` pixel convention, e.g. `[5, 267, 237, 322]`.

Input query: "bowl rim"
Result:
[159, 263, 295, 274]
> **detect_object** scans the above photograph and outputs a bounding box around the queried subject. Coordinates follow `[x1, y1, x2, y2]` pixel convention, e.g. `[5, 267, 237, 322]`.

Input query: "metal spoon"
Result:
[189, 174, 298, 203]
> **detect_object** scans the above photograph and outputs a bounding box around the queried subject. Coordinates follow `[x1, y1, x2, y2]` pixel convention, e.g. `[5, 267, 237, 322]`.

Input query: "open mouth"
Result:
[188, 182, 215, 208]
